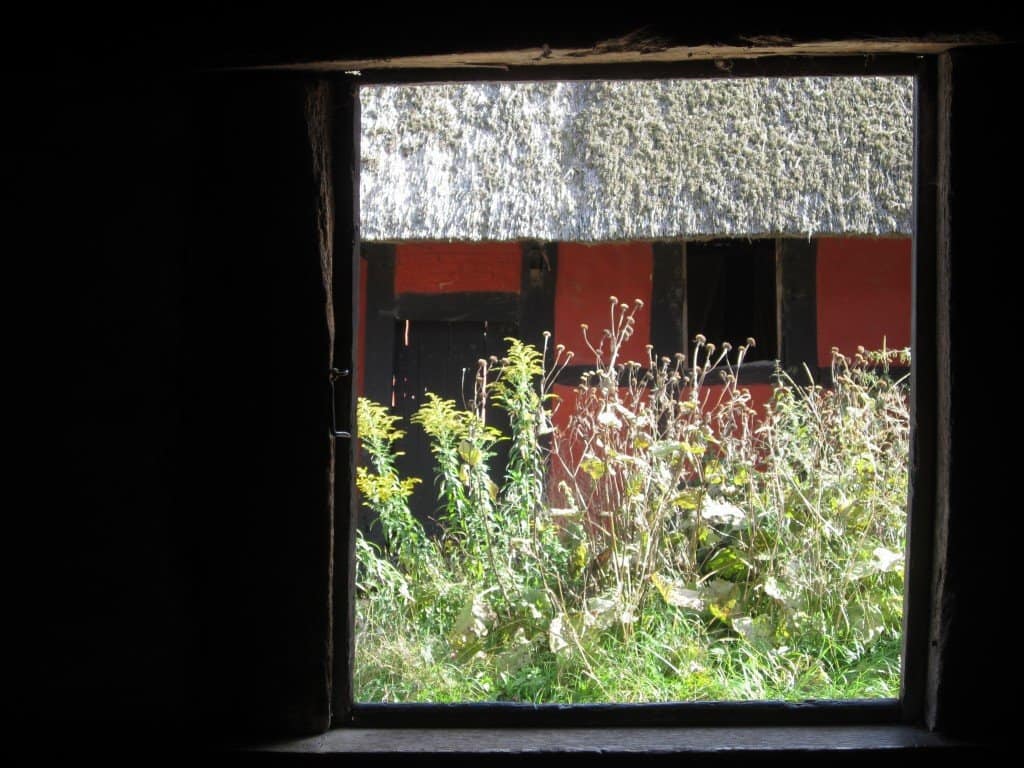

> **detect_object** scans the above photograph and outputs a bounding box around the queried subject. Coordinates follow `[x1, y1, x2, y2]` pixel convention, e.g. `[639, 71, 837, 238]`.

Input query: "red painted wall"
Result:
[394, 242, 521, 294]
[816, 237, 912, 367]
[547, 381, 775, 506]
[360, 235, 912, 405]
[554, 243, 653, 365]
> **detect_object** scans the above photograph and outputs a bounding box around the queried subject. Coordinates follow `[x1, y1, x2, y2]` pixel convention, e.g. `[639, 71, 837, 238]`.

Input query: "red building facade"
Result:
[357, 237, 911, 524]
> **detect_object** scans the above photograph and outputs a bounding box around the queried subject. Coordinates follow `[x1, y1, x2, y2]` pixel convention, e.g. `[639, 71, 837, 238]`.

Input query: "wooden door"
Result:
[394, 320, 515, 533]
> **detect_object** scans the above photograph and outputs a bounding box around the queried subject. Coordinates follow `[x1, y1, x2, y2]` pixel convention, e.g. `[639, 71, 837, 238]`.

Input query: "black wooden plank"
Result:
[901, 59, 939, 728]
[519, 242, 558, 353]
[395, 291, 519, 323]
[332, 79, 361, 726]
[778, 239, 819, 383]
[361, 244, 396, 408]
[354, 55, 922, 85]
[651, 242, 686, 360]
[351, 699, 900, 728]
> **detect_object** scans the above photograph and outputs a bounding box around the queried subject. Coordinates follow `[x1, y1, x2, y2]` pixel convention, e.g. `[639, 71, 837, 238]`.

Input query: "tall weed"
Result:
[354, 300, 909, 701]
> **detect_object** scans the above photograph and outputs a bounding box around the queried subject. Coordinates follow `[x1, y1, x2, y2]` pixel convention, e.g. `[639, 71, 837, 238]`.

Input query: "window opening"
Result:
[351, 74, 915, 707]
[686, 239, 777, 364]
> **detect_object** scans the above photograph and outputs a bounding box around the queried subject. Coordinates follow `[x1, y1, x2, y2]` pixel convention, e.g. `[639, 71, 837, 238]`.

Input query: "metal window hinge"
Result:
[329, 367, 352, 439]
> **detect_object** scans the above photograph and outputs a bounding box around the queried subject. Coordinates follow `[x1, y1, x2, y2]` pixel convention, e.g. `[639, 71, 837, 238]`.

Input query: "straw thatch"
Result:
[360, 77, 912, 242]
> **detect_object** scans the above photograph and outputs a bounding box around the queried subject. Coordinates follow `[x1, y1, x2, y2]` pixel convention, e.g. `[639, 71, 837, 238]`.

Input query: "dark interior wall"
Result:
[7, 17, 1019, 753]
[11, 71, 334, 740]
[934, 42, 1017, 742]
[183, 75, 334, 736]
[12, 73, 193, 726]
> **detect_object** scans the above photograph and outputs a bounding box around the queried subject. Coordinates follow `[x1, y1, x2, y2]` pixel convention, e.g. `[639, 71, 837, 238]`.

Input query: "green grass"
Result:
[355, 597, 901, 703]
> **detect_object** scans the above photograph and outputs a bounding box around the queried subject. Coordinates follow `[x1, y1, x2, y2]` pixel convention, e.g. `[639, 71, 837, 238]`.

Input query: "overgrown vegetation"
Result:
[354, 297, 909, 702]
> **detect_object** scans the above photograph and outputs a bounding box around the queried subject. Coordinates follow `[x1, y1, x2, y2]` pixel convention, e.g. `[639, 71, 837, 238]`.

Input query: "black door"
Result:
[393, 320, 515, 533]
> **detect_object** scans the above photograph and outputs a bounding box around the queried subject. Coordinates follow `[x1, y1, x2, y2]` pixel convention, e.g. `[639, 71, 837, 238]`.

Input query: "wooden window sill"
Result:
[238, 724, 976, 757]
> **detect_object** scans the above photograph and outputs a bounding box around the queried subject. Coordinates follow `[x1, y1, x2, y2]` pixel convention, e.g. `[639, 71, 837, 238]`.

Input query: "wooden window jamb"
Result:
[333, 54, 936, 731]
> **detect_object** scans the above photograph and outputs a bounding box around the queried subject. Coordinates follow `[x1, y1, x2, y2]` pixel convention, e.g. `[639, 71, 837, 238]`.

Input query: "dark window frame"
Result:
[331, 54, 938, 734]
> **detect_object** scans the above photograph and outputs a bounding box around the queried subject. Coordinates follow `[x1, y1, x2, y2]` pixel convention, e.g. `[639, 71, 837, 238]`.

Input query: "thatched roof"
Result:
[360, 77, 913, 242]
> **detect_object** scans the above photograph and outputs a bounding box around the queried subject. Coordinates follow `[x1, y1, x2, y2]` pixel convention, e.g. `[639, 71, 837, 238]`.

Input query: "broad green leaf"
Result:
[651, 572, 704, 610]
[701, 497, 746, 526]
[584, 596, 618, 630]
[706, 546, 749, 580]
[548, 613, 581, 656]
[651, 441, 685, 458]
[449, 591, 497, 648]
[704, 460, 724, 484]
[494, 630, 534, 676]
[872, 547, 904, 573]
[763, 576, 786, 602]
[732, 615, 774, 649]
[672, 490, 701, 510]
[581, 456, 607, 480]
[703, 578, 738, 623]
[458, 440, 482, 466]
[848, 601, 886, 643]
